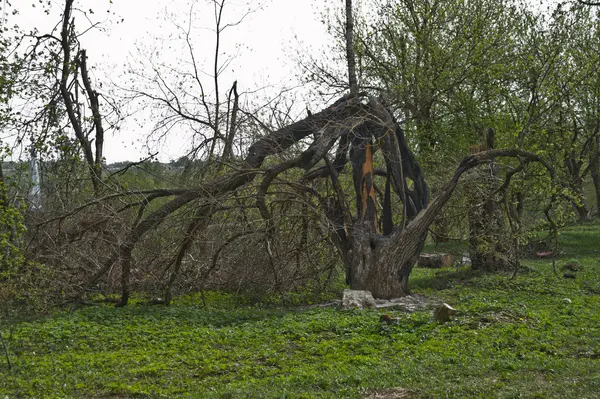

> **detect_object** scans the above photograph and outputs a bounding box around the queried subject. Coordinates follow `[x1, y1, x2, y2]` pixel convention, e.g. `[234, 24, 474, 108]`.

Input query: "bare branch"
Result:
[345, 0, 358, 95]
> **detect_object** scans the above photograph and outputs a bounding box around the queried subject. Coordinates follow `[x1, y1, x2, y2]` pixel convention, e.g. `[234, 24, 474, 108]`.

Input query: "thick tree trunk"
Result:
[349, 225, 426, 298]
[590, 136, 600, 216]
[346, 103, 430, 297]
[564, 155, 589, 220]
[592, 162, 600, 216]
[467, 131, 514, 272]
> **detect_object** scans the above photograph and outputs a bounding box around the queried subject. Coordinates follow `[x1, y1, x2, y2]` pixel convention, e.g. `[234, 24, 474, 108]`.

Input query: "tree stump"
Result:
[417, 253, 454, 268]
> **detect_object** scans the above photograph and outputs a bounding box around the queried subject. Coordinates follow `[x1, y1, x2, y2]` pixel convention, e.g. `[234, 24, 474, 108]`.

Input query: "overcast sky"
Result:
[3, 0, 334, 162]
[3, 0, 560, 163]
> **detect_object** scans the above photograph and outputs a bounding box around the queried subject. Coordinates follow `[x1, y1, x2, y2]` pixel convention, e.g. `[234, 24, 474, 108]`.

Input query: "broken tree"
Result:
[34, 0, 557, 307]
[68, 89, 554, 305]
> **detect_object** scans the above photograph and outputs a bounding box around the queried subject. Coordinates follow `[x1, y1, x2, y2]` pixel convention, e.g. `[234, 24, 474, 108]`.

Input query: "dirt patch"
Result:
[377, 294, 437, 312]
[364, 387, 417, 399]
[309, 293, 437, 313]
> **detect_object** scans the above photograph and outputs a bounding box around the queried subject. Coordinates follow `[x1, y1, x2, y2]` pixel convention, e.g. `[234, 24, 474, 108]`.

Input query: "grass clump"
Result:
[1, 222, 600, 398]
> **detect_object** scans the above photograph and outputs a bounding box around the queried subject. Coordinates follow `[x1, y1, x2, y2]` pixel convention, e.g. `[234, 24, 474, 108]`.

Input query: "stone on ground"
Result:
[434, 303, 456, 323]
[341, 289, 377, 310]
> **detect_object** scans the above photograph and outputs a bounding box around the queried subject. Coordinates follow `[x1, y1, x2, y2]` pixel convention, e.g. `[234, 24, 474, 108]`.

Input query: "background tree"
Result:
[3, 0, 121, 202]
[121, 0, 260, 165]
[305, 0, 600, 269]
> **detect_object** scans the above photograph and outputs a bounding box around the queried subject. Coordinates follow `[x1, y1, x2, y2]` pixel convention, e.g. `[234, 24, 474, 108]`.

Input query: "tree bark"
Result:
[345, 0, 358, 96]
[59, 0, 104, 195]
[591, 136, 600, 216]
[467, 129, 514, 272]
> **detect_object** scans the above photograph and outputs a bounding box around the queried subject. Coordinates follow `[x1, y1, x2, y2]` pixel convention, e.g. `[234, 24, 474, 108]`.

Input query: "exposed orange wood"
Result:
[361, 143, 378, 231]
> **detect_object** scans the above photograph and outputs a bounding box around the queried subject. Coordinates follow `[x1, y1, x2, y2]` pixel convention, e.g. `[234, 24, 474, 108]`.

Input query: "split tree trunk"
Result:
[348, 226, 427, 298]
[344, 100, 430, 298]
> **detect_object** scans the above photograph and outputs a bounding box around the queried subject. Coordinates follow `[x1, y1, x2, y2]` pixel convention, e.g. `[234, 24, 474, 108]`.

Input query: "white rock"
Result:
[341, 289, 377, 310]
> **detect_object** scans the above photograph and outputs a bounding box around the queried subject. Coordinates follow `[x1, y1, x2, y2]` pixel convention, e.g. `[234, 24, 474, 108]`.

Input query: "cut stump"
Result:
[418, 253, 454, 268]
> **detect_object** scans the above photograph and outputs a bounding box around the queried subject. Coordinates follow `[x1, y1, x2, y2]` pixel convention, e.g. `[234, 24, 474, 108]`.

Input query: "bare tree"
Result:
[4, 0, 117, 198]
[122, 0, 258, 164]
[59, 0, 106, 195]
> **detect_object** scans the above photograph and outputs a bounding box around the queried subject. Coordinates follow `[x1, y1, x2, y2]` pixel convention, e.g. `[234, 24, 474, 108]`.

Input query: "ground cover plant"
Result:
[1, 221, 599, 398]
[3, 1, 600, 397]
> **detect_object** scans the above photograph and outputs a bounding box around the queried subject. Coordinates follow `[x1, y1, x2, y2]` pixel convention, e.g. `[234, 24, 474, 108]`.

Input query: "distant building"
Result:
[29, 150, 42, 211]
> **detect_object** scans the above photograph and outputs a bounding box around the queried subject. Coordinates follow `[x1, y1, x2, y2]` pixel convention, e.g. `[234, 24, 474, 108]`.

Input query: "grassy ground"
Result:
[1, 222, 599, 398]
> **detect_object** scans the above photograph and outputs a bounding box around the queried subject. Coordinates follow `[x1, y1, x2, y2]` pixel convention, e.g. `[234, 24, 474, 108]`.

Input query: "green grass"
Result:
[1, 222, 600, 398]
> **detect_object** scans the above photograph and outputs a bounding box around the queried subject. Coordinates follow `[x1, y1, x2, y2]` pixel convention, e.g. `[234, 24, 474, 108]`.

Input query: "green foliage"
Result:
[1, 222, 600, 398]
[0, 188, 25, 276]
[314, 0, 600, 238]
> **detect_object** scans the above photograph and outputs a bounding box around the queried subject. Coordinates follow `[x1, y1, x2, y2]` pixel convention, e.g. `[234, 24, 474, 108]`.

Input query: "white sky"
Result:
[3, 0, 334, 162]
[3, 0, 560, 163]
